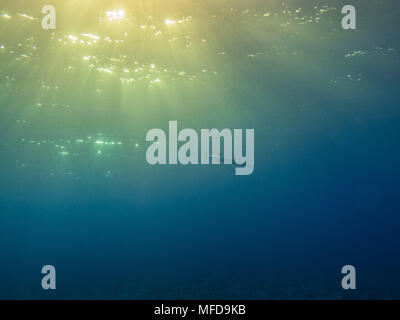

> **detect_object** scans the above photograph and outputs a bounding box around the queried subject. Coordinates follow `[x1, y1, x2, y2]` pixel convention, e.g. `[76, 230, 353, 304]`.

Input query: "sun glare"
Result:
[106, 10, 125, 21]
[165, 19, 176, 25]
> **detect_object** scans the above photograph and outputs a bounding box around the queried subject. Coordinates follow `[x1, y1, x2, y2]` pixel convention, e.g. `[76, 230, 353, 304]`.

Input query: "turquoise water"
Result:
[0, 0, 400, 299]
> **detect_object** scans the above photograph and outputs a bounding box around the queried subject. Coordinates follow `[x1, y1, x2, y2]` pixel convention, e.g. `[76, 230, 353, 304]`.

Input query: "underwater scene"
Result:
[0, 0, 400, 299]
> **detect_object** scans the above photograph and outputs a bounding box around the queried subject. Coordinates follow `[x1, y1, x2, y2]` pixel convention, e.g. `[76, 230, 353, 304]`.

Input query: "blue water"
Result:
[0, 0, 400, 299]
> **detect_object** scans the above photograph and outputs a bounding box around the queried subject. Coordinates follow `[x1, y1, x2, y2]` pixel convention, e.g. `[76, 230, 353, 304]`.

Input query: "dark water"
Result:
[0, 0, 400, 299]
